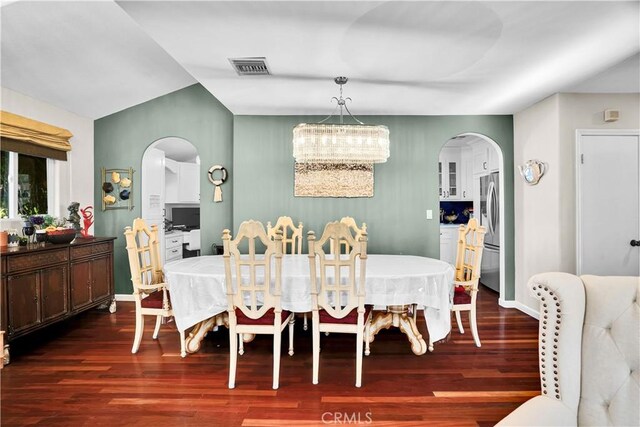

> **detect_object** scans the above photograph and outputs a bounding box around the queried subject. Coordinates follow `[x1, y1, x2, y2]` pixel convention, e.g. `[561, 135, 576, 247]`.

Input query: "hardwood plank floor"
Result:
[1, 286, 540, 426]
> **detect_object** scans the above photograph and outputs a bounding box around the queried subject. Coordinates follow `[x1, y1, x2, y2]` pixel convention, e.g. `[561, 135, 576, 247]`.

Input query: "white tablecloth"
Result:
[163, 254, 455, 343]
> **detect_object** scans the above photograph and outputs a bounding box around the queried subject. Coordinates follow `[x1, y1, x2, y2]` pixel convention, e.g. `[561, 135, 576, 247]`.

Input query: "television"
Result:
[171, 207, 200, 230]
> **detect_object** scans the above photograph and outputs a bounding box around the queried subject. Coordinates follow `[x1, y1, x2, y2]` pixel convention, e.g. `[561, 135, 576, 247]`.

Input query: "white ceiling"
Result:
[0, 1, 196, 119]
[1, 1, 638, 119]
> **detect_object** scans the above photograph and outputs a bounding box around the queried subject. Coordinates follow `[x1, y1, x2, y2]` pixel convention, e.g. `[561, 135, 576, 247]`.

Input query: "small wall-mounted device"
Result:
[603, 109, 619, 122]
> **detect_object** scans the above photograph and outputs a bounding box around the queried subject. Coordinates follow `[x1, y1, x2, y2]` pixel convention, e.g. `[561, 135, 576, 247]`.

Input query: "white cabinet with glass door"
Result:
[440, 147, 472, 201]
[439, 148, 461, 200]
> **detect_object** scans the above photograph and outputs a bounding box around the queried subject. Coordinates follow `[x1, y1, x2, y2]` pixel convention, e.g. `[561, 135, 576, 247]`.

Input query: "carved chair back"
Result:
[267, 216, 303, 255]
[454, 218, 486, 291]
[329, 216, 367, 255]
[124, 218, 165, 299]
[308, 221, 368, 320]
[223, 220, 284, 321]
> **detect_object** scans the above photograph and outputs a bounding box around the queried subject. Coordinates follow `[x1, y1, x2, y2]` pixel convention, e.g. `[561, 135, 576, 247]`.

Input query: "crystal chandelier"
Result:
[292, 77, 390, 164]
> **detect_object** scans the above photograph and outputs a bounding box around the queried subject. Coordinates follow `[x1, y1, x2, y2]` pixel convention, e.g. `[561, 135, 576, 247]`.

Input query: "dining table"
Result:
[163, 254, 455, 356]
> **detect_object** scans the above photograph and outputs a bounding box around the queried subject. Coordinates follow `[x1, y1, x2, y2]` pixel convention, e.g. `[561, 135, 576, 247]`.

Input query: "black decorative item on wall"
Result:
[101, 167, 134, 211]
[208, 165, 227, 202]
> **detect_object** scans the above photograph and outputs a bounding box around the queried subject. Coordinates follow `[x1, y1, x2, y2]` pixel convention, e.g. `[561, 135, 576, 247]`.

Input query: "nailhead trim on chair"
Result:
[530, 282, 563, 400]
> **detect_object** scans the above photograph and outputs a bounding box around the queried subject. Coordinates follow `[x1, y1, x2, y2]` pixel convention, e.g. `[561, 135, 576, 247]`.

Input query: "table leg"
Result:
[368, 305, 427, 355]
[185, 313, 228, 354]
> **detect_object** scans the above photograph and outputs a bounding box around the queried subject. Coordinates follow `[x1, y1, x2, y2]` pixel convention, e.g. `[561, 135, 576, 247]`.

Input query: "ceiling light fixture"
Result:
[292, 77, 390, 164]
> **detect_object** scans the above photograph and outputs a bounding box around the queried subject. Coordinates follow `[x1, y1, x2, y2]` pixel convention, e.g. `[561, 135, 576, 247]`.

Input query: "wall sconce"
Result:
[518, 160, 546, 185]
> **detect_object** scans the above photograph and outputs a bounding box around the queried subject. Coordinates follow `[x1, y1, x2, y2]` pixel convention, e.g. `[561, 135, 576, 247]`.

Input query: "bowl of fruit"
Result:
[46, 227, 76, 244]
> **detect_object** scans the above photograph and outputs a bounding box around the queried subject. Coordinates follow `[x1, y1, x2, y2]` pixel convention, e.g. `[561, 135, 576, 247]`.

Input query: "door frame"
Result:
[441, 132, 506, 305]
[575, 128, 640, 275]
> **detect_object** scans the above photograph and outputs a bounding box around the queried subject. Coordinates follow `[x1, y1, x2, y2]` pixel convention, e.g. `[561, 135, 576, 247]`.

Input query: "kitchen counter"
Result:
[440, 223, 465, 228]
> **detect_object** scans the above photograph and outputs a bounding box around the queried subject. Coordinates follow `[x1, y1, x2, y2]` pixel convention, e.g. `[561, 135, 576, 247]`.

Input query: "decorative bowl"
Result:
[47, 228, 76, 244]
[444, 214, 459, 223]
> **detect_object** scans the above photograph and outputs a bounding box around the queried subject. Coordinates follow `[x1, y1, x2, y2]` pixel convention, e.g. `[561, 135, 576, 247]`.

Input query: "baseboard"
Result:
[115, 294, 134, 302]
[499, 298, 539, 320]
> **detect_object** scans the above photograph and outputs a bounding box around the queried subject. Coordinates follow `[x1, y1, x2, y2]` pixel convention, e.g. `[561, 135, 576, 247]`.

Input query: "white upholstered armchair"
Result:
[498, 273, 639, 426]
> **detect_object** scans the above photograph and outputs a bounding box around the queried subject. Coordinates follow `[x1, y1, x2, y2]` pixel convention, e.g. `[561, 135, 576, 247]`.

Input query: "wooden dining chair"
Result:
[451, 218, 486, 347]
[329, 216, 367, 255]
[308, 221, 372, 387]
[267, 216, 303, 255]
[124, 218, 186, 357]
[223, 220, 295, 390]
[268, 216, 310, 329]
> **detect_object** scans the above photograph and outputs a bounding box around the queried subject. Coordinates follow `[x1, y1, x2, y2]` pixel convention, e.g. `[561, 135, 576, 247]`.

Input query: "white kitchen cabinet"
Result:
[165, 159, 180, 203]
[473, 145, 488, 175]
[440, 147, 472, 201]
[439, 148, 461, 200]
[487, 144, 500, 172]
[165, 232, 184, 262]
[460, 147, 473, 201]
[439, 226, 458, 265]
[473, 143, 499, 175]
[165, 160, 199, 204]
[178, 163, 200, 203]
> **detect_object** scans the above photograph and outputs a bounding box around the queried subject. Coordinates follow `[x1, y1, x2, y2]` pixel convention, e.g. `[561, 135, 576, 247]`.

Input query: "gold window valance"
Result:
[0, 110, 73, 161]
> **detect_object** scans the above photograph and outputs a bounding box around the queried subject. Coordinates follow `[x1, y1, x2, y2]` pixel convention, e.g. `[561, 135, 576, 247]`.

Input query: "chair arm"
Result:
[528, 273, 585, 412]
[496, 396, 576, 426]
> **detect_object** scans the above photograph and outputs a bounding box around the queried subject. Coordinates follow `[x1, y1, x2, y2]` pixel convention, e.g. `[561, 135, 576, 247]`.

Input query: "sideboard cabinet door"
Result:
[7, 272, 40, 335]
[90, 255, 111, 302]
[71, 261, 92, 310]
[41, 265, 69, 322]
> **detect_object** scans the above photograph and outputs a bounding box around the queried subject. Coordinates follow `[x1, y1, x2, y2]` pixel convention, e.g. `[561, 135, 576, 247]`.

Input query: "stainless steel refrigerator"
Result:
[479, 172, 500, 292]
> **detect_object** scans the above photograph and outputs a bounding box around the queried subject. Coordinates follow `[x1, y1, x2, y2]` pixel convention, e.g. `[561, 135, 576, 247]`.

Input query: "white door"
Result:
[578, 132, 640, 276]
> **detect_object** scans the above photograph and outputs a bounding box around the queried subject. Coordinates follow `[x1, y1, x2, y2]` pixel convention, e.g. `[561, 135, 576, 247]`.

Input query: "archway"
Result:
[141, 136, 200, 263]
[438, 132, 506, 303]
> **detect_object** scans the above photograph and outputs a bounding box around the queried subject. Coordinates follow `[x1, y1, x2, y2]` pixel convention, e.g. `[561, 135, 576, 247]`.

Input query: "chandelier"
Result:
[292, 77, 390, 164]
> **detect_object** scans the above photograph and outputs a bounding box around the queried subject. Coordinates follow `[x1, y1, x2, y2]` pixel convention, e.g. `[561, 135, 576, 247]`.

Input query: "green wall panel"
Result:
[94, 85, 515, 300]
[94, 84, 233, 294]
[233, 115, 515, 299]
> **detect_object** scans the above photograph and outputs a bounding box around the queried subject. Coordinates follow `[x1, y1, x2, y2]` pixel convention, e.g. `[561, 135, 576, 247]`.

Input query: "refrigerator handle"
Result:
[486, 181, 495, 235]
[491, 182, 498, 233]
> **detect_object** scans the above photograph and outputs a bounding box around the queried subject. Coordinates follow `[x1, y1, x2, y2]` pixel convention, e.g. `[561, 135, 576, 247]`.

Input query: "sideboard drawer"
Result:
[7, 248, 69, 273]
[71, 242, 112, 260]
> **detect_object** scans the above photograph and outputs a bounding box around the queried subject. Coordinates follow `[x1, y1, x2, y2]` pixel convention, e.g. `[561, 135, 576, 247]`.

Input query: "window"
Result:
[0, 150, 48, 218]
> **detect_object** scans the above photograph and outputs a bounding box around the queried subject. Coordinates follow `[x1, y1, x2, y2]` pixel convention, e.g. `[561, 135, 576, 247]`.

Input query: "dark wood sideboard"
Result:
[0, 237, 116, 364]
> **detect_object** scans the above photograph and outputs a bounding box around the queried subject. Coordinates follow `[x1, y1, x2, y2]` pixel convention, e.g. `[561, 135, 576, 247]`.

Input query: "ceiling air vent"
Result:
[229, 57, 270, 76]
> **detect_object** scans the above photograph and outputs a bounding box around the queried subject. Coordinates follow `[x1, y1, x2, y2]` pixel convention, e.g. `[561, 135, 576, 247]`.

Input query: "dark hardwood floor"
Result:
[1, 286, 540, 426]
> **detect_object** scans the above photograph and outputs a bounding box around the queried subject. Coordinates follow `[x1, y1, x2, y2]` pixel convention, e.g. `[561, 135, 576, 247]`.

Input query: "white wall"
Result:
[514, 94, 563, 310]
[514, 93, 640, 312]
[1, 87, 94, 218]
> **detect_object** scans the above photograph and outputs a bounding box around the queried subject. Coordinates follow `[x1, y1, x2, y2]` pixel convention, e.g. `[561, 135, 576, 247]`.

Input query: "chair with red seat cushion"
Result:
[450, 218, 487, 347]
[308, 221, 372, 387]
[124, 218, 186, 356]
[223, 220, 295, 390]
[267, 217, 311, 332]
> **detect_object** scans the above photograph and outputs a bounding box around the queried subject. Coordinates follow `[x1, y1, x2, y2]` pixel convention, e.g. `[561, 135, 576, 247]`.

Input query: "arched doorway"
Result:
[438, 133, 506, 302]
[141, 137, 200, 263]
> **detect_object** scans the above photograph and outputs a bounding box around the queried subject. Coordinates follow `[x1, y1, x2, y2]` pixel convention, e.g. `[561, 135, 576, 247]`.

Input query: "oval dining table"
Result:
[164, 254, 455, 356]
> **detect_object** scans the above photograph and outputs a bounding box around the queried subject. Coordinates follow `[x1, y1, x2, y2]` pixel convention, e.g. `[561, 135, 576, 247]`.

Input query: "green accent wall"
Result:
[93, 85, 515, 300]
[94, 84, 233, 294]
[234, 115, 515, 299]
